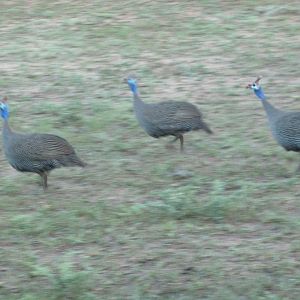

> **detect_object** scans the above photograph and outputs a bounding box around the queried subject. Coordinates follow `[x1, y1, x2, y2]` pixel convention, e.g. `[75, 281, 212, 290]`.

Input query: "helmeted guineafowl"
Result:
[125, 76, 213, 152]
[0, 97, 86, 190]
[247, 76, 300, 171]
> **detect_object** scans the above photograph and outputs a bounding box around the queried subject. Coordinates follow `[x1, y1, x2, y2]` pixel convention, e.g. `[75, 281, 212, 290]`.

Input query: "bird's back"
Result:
[135, 100, 211, 137]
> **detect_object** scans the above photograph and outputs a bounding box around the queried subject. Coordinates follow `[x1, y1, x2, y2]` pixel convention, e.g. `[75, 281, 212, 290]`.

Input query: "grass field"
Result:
[1, 0, 300, 299]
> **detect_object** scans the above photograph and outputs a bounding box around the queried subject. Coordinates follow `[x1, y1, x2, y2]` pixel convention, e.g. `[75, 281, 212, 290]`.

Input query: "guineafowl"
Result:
[247, 77, 300, 171]
[125, 76, 213, 152]
[0, 97, 86, 190]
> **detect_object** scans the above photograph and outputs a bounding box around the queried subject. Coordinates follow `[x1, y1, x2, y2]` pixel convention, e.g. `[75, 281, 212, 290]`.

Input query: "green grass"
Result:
[1, 0, 300, 299]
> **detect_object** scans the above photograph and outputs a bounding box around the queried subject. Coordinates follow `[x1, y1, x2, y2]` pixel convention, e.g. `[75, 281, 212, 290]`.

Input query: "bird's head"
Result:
[124, 75, 138, 93]
[0, 96, 9, 120]
[246, 76, 266, 100]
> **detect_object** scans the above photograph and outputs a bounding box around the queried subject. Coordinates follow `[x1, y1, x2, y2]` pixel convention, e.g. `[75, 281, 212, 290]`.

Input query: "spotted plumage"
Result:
[125, 76, 213, 152]
[0, 97, 86, 190]
[248, 77, 300, 170]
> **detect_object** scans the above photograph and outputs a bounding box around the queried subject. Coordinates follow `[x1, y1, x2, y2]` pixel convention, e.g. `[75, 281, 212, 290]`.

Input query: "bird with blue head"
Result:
[0, 96, 86, 190]
[247, 77, 300, 172]
[127, 77, 138, 94]
[247, 76, 266, 100]
[124, 75, 213, 152]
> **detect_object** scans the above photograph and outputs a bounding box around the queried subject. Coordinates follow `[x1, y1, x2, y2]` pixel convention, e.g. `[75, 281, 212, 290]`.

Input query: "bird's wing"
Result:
[174, 104, 202, 119]
[144, 102, 200, 121]
[143, 102, 201, 132]
[276, 113, 300, 136]
[12, 133, 75, 160]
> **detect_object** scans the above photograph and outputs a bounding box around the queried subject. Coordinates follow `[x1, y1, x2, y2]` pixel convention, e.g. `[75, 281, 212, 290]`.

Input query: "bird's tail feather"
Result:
[202, 122, 213, 134]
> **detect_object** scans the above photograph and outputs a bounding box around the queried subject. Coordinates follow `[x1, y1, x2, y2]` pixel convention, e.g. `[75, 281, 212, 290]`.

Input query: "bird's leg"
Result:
[166, 136, 179, 150]
[170, 136, 179, 143]
[295, 164, 300, 175]
[179, 134, 184, 153]
[39, 172, 48, 191]
[168, 135, 184, 152]
[43, 172, 48, 190]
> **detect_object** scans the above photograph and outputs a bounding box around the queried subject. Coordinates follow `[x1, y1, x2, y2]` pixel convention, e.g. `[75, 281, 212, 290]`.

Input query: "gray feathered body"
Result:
[133, 94, 212, 138]
[262, 99, 300, 152]
[2, 121, 85, 174]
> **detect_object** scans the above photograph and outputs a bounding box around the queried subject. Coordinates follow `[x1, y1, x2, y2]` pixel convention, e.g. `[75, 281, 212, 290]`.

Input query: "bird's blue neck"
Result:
[253, 87, 281, 119]
[1, 109, 9, 121]
[254, 86, 266, 101]
[129, 84, 138, 94]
